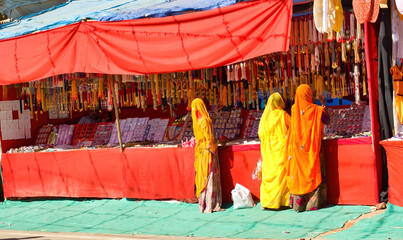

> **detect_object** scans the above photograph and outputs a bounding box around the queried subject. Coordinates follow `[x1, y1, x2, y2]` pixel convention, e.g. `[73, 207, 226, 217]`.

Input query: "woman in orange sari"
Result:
[191, 98, 223, 213]
[287, 84, 328, 212]
[258, 92, 291, 209]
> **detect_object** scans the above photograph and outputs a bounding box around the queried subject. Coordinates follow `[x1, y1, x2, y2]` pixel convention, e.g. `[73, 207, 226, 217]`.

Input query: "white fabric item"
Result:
[357, 20, 362, 40]
[312, 17, 317, 42]
[392, 2, 403, 58]
[350, 13, 355, 39]
[396, 0, 403, 15]
[314, 0, 335, 34]
[323, 0, 328, 32]
[314, 0, 324, 33]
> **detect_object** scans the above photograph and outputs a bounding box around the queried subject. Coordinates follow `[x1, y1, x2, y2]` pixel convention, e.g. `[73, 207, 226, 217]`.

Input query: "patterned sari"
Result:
[191, 98, 223, 213]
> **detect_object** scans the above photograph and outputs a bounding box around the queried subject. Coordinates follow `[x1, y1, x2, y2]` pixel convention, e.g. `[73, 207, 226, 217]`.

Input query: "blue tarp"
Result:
[0, 0, 238, 40]
[98, 0, 238, 21]
[292, 0, 312, 4]
[0, 0, 67, 20]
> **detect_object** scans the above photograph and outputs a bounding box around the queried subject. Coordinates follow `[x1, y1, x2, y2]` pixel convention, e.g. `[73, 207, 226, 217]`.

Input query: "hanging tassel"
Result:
[29, 87, 34, 119]
[186, 71, 193, 110]
[107, 76, 113, 111]
[98, 77, 104, 99]
[354, 65, 360, 103]
[71, 79, 78, 101]
[36, 82, 42, 104]
[362, 52, 367, 96]
[342, 73, 348, 96]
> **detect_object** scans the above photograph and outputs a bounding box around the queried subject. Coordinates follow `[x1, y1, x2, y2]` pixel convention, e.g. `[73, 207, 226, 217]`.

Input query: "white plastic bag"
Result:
[231, 183, 255, 209]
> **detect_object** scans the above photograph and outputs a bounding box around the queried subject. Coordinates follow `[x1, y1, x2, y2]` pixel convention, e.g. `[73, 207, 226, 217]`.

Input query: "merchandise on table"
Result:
[248, 120, 260, 139]
[146, 118, 161, 141]
[126, 118, 139, 142]
[121, 118, 135, 143]
[153, 119, 170, 142]
[91, 123, 114, 146]
[132, 117, 149, 142]
[109, 119, 127, 145]
[242, 110, 263, 139]
[7, 145, 42, 153]
[213, 109, 243, 140]
[182, 117, 194, 140]
[35, 125, 53, 145]
[54, 124, 75, 146]
[164, 114, 190, 142]
[388, 132, 403, 140]
[324, 103, 372, 139]
[72, 123, 99, 147]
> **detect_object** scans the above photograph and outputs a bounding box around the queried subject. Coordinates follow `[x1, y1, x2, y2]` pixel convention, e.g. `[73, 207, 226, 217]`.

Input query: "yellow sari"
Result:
[258, 93, 290, 209]
[191, 98, 222, 213]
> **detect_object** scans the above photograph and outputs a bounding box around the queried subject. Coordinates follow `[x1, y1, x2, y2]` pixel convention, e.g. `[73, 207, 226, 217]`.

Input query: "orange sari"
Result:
[287, 84, 325, 195]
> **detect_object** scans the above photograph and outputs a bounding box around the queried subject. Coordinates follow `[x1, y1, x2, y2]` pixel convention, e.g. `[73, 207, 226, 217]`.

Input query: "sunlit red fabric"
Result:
[2, 140, 380, 205]
[380, 140, 403, 207]
[1, 147, 196, 199]
[0, 0, 292, 85]
[323, 137, 379, 205]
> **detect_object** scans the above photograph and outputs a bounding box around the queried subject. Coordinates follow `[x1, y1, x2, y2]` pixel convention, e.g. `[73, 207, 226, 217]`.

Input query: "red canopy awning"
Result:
[0, 0, 292, 85]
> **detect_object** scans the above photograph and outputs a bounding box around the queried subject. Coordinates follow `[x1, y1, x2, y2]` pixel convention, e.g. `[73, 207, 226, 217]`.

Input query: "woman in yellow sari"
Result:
[191, 98, 223, 213]
[287, 84, 328, 212]
[258, 92, 291, 209]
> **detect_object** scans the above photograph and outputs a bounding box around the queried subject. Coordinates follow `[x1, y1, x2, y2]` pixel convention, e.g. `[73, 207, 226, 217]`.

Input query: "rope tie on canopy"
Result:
[218, 5, 244, 61]
[14, 38, 21, 83]
[46, 31, 56, 78]
[131, 25, 147, 73]
[173, 15, 194, 70]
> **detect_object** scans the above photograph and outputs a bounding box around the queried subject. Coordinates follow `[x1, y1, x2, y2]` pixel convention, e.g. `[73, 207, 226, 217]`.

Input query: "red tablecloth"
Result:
[1, 138, 380, 205]
[2, 147, 195, 200]
[380, 140, 403, 207]
[221, 137, 379, 205]
[218, 145, 262, 203]
[323, 137, 379, 205]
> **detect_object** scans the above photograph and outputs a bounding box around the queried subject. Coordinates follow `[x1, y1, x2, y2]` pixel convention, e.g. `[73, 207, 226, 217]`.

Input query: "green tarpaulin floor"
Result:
[324, 203, 403, 240]
[0, 199, 373, 239]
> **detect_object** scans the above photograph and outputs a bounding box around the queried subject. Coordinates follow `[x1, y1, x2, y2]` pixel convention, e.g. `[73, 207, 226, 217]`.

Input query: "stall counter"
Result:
[1, 137, 380, 205]
[380, 140, 403, 207]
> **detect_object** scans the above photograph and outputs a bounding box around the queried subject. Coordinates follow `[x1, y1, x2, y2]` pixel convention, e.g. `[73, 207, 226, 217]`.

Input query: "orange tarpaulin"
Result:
[0, 0, 292, 85]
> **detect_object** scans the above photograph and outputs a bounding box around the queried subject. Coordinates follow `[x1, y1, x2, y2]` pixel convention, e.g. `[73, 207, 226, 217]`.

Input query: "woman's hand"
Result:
[317, 95, 326, 107]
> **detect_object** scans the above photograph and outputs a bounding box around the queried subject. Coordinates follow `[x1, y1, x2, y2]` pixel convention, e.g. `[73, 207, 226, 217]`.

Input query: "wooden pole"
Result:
[112, 75, 124, 152]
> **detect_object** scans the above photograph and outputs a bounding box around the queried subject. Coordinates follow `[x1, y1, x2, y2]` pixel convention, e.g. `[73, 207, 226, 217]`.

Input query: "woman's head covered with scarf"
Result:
[191, 98, 212, 135]
[294, 84, 314, 110]
[258, 92, 286, 138]
[287, 84, 325, 195]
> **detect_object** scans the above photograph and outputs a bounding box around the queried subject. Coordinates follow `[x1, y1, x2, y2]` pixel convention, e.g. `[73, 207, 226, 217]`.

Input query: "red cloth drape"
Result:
[2, 142, 381, 205]
[364, 21, 382, 199]
[0, 0, 292, 85]
[380, 140, 403, 207]
[218, 146, 262, 202]
[323, 137, 378, 205]
[1, 147, 195, 199]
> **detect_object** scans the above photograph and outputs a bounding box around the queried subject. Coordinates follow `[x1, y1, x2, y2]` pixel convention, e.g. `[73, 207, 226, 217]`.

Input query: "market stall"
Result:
[0, 0, 384, 206]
